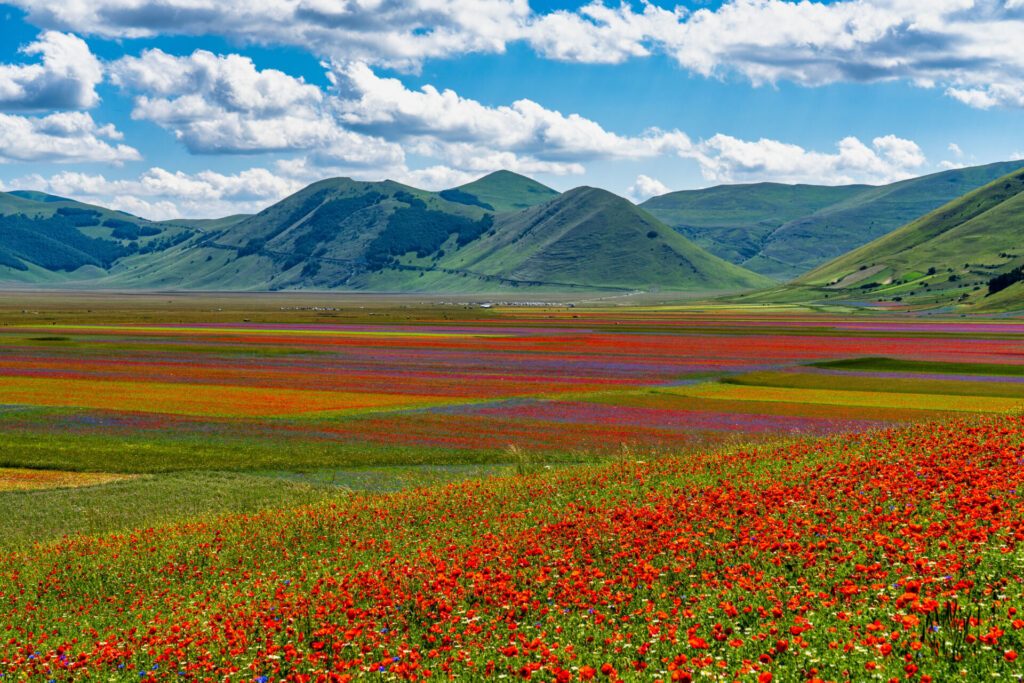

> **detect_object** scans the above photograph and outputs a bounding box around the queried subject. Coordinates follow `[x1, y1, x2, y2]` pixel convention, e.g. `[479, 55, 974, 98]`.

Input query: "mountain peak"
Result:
[453, 170, 559, 213]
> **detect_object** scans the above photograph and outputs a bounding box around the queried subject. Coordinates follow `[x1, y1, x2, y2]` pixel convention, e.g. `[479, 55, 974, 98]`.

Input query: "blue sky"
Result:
[0, 0, 1022, 218]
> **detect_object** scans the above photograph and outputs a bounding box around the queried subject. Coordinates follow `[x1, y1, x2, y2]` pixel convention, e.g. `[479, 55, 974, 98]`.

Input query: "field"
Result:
[1, 293, 1024, 680]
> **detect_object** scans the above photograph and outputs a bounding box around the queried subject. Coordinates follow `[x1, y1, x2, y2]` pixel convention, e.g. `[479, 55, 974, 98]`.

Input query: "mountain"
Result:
[445, 170, 560, 213]
[641, 183, 868, 266]
[0, 190, 196, 283]
[99, 177, 494, 290]
[10, 175, 765, 293]
[771, 166, 1024, 310]
[383, 187, 772, 291]
[10, 161, 1020, 300]
[642, 160, 1024, 280]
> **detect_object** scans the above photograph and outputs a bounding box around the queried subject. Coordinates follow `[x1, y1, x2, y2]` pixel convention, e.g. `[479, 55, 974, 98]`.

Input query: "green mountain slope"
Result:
[445, 170, 560, 213]
[768, 167, 1024, 310]
[641, 183, 868, 265]
[422, 187, 772, 291]
[20, 161, 1020, 298]
[97, 179, 769, 293]
[0, 191, 194, 282]
[115, 177, 495, 291]
[642, 161, 1024, 281]
[752, 160, 1024, 280]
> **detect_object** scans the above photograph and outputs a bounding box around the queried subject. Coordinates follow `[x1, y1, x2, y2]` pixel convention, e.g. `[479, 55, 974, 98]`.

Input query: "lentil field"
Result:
[2, 296, 1024, 682]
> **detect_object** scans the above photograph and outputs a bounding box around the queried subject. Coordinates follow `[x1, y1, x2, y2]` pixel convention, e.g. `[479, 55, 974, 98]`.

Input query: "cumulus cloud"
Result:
[109, 49, 405, 167]
[0, 31, 102, 110]
[11, 0, 1024, 109]
[332, 61, 692, 161]
[527, 2, 684, 64]
[691, 134, 927, 185]
[0, 112, 139, 163]
[628, 174, 670, 200]
[13, 166, 307, 220]
[11, 0, 530, 71]
[405, 140, 584, 177]
[395, 166, 480, 191]
[527, 0, 1024, 109]
[107, 50, 685, 181]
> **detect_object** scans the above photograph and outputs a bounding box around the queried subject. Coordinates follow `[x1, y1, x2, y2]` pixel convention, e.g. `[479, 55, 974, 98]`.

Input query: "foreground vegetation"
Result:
[0, 299, 1022, 681]
[3, 413, 1024, 681]
[2, 303, 1024, 546]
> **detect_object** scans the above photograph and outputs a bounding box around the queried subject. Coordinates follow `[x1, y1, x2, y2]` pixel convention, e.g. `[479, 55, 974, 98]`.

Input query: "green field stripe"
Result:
[809, 356, 1024, 377]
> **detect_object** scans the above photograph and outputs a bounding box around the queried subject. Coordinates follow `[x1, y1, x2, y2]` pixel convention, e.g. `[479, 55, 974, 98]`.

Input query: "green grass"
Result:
[732, 165, 1024, 311]
[0, 428, 512, 474]
[723, 369, 1024, 399]
[4, 173, 768, 293]
[247, 463, 516, 491]
[0, 465, 527, 550]
[809, 356, 1024, 376]
[0, 471, 342, 549]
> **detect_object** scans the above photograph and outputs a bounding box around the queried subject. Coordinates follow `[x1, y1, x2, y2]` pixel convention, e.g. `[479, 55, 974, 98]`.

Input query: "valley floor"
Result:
[1, 293, 1023, 680]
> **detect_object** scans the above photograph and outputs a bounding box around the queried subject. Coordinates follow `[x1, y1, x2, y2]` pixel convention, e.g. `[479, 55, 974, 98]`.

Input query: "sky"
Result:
[0, 0, 1022, 220]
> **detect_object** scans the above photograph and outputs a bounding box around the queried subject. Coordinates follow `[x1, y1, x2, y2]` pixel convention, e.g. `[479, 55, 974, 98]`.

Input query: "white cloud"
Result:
[272, 155, 481, 193]
[628, 174, 670, 200]
[396, 165, 480, 191]
[691, 133, 927, 185]
[12, 0, 531, 71]
[13, 166, 306, 220]
[10, 159, 511, 218]
[0, 31, 102, 110]
[946, 83, 1024, 109]
[109, 48, 405, 167]
[0, 111, 139, 163]
[332, 61, 692, 161]
[13, 0, 1024, 109]
[406, 140, 584, 177]
[939, 143, 967, 169]
[527, 0, 1024, 110]
[527, 2, 684, 64]
[107, 50, 687, 182]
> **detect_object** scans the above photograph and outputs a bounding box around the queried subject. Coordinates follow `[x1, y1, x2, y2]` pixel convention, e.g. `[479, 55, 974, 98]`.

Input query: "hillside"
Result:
[641, 183, 868, 265]
[9, 176, 767, 293]
[752, 160, 1024, 280]
[98, 177, 492, 290]
[643, 161, 1024, 280]
[7, 161, 1021, 300]
[0, 191, 195, 283]
[766, 166, 1024, 310]
[411, 187, 772, 291]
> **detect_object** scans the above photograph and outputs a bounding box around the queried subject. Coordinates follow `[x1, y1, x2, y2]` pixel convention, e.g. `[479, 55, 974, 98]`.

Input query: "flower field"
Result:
[3, 413, 1024, 681]
[2, 310, 1023, 470]
[2, 303, 1024, 680]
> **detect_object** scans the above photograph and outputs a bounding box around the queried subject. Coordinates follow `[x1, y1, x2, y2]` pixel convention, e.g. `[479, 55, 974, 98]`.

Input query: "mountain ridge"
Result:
[0, 172, 768, 293]
[3, 163, 1022, 305]
[730, 166, 1024, 311]
[642, 160, 1024, 280]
